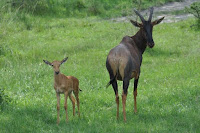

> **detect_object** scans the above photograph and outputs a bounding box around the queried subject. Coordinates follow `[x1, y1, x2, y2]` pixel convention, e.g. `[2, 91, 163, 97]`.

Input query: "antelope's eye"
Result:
[51, 64, 53, 66]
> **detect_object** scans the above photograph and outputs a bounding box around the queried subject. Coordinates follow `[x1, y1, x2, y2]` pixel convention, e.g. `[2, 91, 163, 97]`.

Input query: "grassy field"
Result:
[0, 13, 200, 132]
[0, 0, 184, 18]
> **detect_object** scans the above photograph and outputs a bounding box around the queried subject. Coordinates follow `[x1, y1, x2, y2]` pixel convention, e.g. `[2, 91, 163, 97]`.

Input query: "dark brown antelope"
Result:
[43, 57, 81, 124]
[106, 7, 164, 122]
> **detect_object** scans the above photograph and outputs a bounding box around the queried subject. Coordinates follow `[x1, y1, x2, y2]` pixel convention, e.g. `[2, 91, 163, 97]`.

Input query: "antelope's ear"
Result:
[152, 17, 165, 26]
[130, 20, 143, 28]
[61, 57, 68, 65]
[43, 60, 52, 66]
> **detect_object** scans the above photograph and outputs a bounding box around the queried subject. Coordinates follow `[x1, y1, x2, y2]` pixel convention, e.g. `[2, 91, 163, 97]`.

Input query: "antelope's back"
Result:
[106, 36, 142, 80]
[66, 76, 79, 90]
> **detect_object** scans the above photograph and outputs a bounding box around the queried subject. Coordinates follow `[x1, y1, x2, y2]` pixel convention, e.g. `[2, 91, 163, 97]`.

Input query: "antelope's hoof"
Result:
[134, 109, 137, 113]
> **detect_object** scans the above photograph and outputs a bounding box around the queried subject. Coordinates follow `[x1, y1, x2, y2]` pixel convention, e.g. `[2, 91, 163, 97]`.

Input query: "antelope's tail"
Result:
[106, 74, 117, 88]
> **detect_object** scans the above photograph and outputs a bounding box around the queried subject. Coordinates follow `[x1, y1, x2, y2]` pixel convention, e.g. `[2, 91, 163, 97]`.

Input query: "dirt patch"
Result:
[149, 0, 197, 13]
[111, 0, 198, 23]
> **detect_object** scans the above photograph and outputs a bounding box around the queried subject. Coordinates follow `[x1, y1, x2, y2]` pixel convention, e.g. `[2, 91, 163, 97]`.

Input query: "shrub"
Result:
[186, 2, 200, 28]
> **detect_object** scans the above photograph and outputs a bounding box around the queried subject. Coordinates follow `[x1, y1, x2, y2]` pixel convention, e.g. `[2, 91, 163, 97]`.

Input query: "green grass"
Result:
[0, 14, 200, 132]
[0, 0, 184, 18]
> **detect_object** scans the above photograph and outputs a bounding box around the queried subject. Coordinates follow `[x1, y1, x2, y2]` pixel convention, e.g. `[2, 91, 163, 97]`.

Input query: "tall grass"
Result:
[0, 12, 199, 132]
[0, 0, 184, 18]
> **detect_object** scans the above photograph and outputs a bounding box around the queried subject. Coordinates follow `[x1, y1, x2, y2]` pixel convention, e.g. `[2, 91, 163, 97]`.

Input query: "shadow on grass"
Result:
[0, 105, 55, 132]
[145, 47, 181, 57]
[125, 87, 199, 132]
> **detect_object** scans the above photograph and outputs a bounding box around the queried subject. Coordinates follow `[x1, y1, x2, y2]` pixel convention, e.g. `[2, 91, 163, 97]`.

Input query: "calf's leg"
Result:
[56, 93, 60, 124]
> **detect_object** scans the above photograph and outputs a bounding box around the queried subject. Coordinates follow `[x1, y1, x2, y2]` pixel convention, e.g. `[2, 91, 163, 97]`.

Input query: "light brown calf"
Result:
[43, 57, 81, 124]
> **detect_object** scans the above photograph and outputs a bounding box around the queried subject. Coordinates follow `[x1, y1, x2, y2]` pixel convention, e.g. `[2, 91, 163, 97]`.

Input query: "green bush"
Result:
[186, 2, 200, 28]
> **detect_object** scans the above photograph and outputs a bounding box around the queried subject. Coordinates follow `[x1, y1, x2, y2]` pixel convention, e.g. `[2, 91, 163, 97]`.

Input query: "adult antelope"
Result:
[106, 7, 164, 121]
[43, 57, 81, 124]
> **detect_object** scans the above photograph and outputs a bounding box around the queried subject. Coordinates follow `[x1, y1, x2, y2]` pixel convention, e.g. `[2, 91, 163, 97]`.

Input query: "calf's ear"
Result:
[61, 57, 68, 65]
[43, 60, 53, 66]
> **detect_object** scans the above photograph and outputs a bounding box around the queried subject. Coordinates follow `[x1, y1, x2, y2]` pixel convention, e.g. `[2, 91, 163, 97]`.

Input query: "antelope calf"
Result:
[106, 7, 164, 121]
[43, 57, 81, 124]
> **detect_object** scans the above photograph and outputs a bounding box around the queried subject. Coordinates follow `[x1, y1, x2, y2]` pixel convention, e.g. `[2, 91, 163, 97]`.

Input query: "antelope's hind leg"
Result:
[64, 92, 69, 123]
[134, 78, 139, 113]
[106, 60, 119, 120]
[122, 78, 130, 122]
[73, 89, 80, 117]
[111, 79, 119, 120]
[69, 93, 76, 116]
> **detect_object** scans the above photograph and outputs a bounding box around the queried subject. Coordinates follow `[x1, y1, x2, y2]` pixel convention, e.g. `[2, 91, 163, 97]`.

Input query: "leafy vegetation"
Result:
[0, 0, 199, 132]
[0, 14, 199, 132]
[186, 1, 200, 28]
[0, 0, 184, 18]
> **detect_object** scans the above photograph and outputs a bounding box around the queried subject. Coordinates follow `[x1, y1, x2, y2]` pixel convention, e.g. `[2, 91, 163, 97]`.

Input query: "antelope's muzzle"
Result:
[147, 42, 154, 48]
[55, 71, 60, 75]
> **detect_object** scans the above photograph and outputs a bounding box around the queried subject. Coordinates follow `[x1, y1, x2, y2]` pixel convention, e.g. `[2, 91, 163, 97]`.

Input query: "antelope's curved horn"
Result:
[148, 7, 154, 21]
[134, 9, 145, 22]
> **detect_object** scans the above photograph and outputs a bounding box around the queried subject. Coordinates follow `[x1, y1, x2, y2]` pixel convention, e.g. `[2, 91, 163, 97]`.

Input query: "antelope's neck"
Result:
[54, 73, 62, 85]
[131, 29, 147, 54]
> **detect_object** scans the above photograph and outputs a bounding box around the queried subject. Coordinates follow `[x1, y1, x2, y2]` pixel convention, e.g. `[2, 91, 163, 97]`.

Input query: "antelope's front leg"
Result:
[64, 92, 69, 123]
[56, 92, 60, 124]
